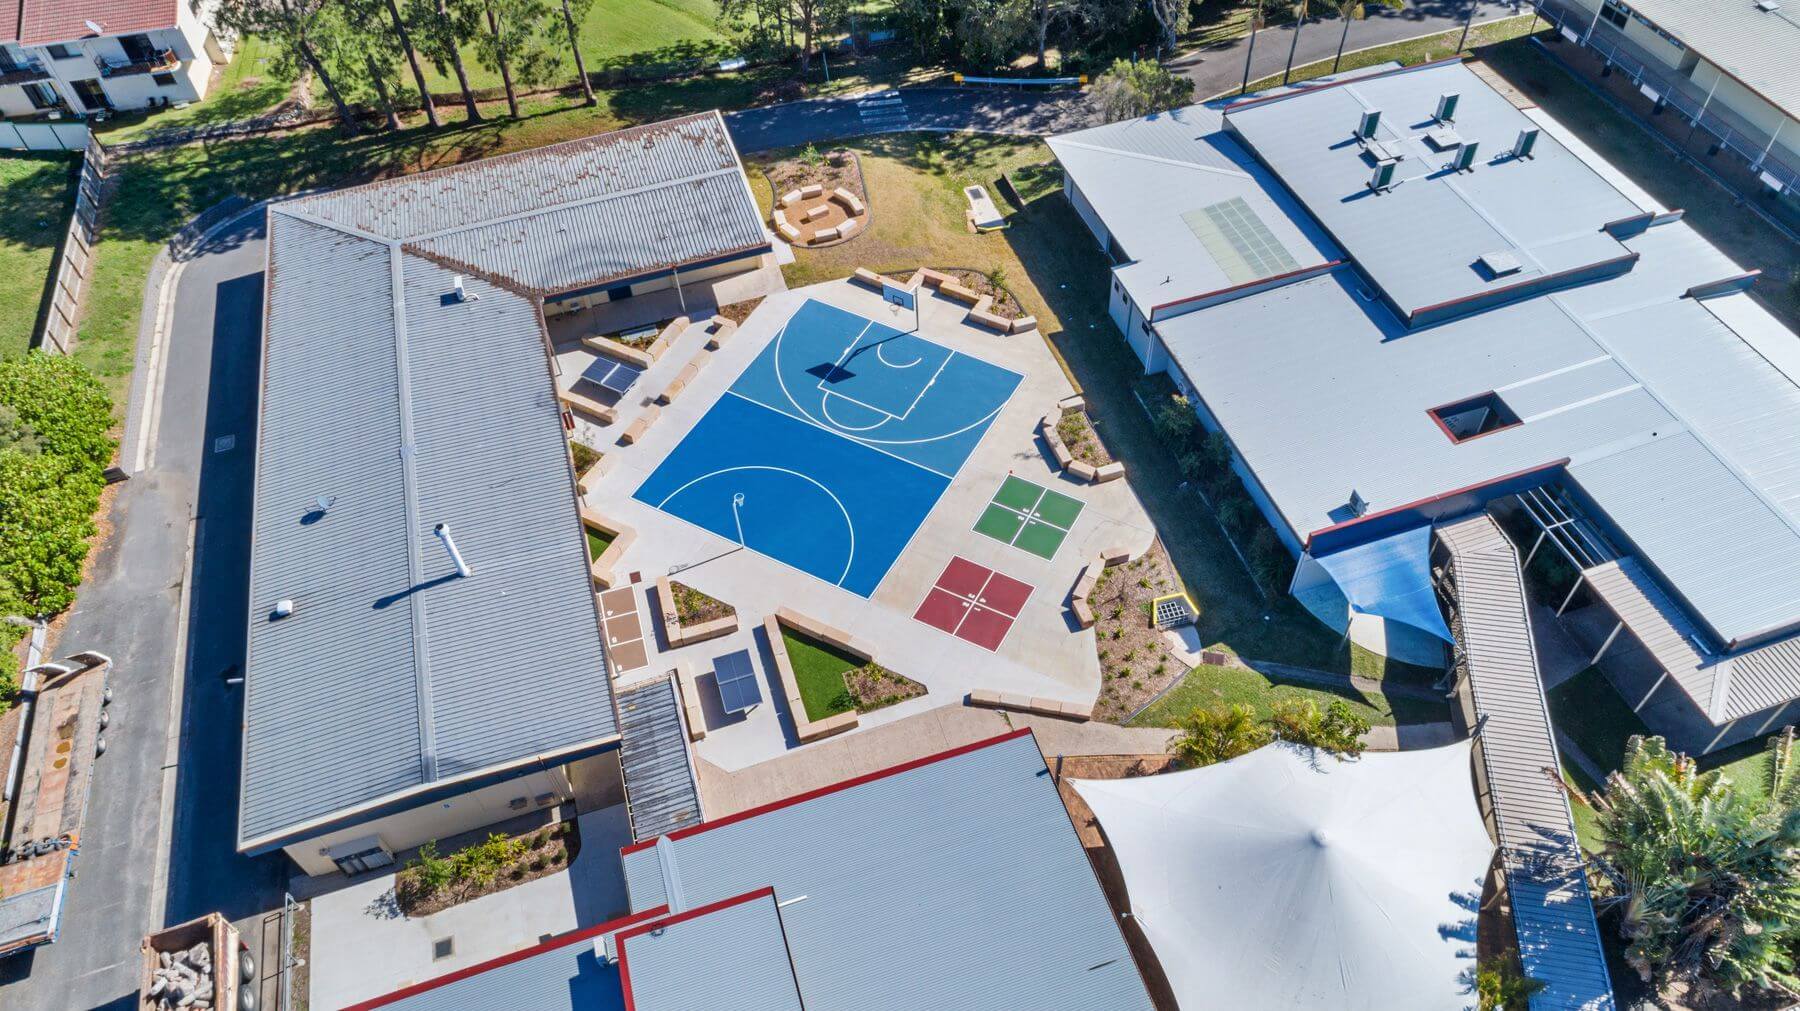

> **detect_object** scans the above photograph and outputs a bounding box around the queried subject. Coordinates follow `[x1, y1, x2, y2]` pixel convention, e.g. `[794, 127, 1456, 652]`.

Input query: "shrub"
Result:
[412, 841, 454, 894]
[1094, 59, 1195, 123]
[1153, 395, 1198, 444]
[1268, 698, 1369, 757]
[1170, 704, 1270, 768]
[569, 441, 600, 473]
[1476, 962, 1545, 1010]
[1217, 495, 1256, 534]
[1250, 528, 1291, 590]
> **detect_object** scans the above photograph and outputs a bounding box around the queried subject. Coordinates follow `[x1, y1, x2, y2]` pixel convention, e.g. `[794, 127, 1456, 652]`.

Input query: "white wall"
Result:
[281, 766, 576, 877]
[1065, 175, 1109, 252]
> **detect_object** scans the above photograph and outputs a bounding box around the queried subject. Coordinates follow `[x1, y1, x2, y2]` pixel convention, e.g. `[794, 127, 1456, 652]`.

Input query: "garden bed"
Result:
[942, 267, 1023, 317]
[668, 580, 734, 625]
[782, 628, 925, 720]
[1088, 543, 1191, 723]
[395, 820, 579, 917]
[715, 295, 765, 326]
[1055, 409, 1112, 468]
[760, 146, 866, 210]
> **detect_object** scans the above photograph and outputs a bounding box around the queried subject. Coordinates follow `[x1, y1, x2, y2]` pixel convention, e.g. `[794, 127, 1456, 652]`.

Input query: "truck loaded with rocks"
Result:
[141, 913, 256, 1010]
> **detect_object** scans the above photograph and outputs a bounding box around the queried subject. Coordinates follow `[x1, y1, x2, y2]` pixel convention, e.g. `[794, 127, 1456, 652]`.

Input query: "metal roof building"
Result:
[244, 113, 765, 872]
[615, 677, 703, 843]
[346, 730, 1156, 1011]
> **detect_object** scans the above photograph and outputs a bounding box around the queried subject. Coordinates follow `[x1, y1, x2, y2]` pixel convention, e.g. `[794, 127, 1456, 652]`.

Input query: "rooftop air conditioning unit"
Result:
[1356, 108, 1381, 140]
[1435, 93, 1459, 123]
[1513, 128, 1540, 160]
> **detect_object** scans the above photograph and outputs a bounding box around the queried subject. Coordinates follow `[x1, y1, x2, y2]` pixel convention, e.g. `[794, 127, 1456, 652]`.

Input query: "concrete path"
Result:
[696, 703, 1175, 818]
[1170, 0, 1528, 100]
[1364, 721, 1461, 751]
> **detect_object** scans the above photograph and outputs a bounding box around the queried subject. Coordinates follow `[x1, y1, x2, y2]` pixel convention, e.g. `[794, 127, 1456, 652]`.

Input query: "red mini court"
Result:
[913, 556, 1033, 651]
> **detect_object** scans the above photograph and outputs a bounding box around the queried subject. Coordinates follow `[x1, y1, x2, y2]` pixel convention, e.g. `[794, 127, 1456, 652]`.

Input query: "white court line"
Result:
[819, 393, 894, 432]
[654, 463, 857, 587]
[874, 341, 926, 369]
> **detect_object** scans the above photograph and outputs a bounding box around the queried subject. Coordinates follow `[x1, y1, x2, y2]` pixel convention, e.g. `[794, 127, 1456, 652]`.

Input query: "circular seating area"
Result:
[771, 183, 867, 247]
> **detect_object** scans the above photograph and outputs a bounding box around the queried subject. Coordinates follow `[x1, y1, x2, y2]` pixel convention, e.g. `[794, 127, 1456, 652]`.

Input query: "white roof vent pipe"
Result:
[434, 523, 473, 578]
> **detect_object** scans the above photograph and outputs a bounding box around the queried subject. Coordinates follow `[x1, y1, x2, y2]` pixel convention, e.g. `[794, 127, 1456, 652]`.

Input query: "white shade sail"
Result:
[1072, 740, 1493, 1011]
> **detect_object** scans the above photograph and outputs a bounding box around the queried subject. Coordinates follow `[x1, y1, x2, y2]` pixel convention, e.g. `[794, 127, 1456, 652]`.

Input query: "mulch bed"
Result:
[715, 295, 765, 326]
[669, 581, 734, 625]
[1090, 542, 1191, 724]
[395, 820, 579, 917]
[844, 663, 926, 712]
[1056, 410, 1112, 467]
[1053, 754, 1178, 846]
[943, 267, 1023, 316]
[759, 149, 869, 247]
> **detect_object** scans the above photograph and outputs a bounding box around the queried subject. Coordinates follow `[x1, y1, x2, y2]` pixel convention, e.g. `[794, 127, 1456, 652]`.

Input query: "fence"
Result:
[0, 118, 89, 152]
[1532, 0, 1800, 195]
[38, 135, 109, 355]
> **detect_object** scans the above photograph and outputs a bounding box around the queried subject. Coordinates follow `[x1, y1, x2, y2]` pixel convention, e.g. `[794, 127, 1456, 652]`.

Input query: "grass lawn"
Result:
[96, 36, 299, 144]
[0, 152, 81, 357]
[781, 629, 859, 721]
[418, 0, 731, 95]
[585, 527, 614, 557]
[1243, 13, 1544, 93]
[1479, 37, 1800, 330]
[1547, 666, 1646, 793]
[1128, 658, 1430, 729]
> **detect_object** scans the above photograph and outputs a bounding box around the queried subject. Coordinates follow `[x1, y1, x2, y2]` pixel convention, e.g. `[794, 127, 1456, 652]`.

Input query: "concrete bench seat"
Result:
[939, 281, 982, 306]
[780, 189, 803, 207]
[705, 315, 737, 350]
[619, 404, 659, 446]
[852, 267, 890, 289]
[581, 335, 654, 369]
[836, 217, 860, 238]
[559, 388, 615, 424]
[800, 183, 824, 199]
[778, 222, 802, 243]
[967, 308, 1012, 333]
[966, 689, 1092, 722]
[772, 207, 790, 228]
[1009, 315, 1037, 334]
[831, 187, 865, 215]
[803, 204, 830, 222]
[814, 225, 841, 242]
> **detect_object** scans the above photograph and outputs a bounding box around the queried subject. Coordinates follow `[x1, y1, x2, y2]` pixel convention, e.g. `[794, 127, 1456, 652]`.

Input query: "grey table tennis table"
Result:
[713, 649, 762, 715]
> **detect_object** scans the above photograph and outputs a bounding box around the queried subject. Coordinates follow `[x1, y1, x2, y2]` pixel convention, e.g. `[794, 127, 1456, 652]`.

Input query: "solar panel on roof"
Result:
[1182, 197, 1302, 286]
[713, 649, 762, 714]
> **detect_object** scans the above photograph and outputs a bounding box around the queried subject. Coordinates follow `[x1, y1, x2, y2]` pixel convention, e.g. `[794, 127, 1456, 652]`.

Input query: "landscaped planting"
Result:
[668, 580, 734, 626]
[1055, 410, 1111, 468]
[781, 628, 924, 721]
[395, 821, 579, 916]
[1088, 544, 1191, 723]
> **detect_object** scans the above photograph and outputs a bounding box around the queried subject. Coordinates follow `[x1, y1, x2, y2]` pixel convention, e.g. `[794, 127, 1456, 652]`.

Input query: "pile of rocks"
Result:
[146, 941, 215, 1009]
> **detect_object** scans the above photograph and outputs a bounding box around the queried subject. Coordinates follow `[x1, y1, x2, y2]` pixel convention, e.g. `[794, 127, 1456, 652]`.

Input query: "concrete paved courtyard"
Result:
[568, 277, 1157, 771]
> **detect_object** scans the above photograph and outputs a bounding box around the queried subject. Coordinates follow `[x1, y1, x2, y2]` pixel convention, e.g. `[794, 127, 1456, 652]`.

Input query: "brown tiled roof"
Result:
[14, 0, 180, 46]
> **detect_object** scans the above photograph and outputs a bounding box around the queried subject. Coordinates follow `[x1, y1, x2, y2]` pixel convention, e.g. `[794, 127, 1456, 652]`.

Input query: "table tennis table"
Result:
[713, 649, 762, 715]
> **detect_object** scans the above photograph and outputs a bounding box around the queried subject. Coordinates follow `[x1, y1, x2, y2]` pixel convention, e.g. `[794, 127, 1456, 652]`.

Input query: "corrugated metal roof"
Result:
[618, 891, 804, 1011]
[1047, 109, 1337, 312]
[617, 678, 702, 842]
[1438, 515, 1614, 1010]
[360, 931, 627, 1011]
[1223, 61, 1643, 321]
[286, 111, 767, 296]
[620, 731, 1155, 1010]
[1612, 0, 1800, 118]
[243, 211, 618, 849]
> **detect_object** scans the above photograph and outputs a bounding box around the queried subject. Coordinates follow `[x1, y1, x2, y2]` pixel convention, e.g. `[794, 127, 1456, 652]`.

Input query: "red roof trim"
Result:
[620, 727, 1036, 856]
[1408, 251, 1640, 321]
[341, 904, 671, 1010]
[616, 887, 779, 1011]
[1150, 260, 1343, 313]
[1302, 458, 1570, 549]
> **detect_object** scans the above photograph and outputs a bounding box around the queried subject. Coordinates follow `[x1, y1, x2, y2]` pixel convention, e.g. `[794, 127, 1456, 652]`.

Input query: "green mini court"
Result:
[975, 476, 1085, 560]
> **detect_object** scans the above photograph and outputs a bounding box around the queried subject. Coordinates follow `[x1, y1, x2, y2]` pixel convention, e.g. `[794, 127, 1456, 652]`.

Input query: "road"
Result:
[1171, 0, 1528, 99]
[0, 213, 284, 1009]
[726, 86, 1100, 153]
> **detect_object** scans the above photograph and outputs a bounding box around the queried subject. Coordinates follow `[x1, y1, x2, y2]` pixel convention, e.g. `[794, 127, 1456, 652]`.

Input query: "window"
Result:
[46, 44, 76, 60]
[152, 71, 177, 86]
[23, 82, 58, 110]
[1600, 0, 1630, 29]
[119, 33, 158, 63]
[1429, 392, 1520, 443]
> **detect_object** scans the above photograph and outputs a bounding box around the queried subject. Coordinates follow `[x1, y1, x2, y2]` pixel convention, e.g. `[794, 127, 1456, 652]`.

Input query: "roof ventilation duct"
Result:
[1512, 128, 1539, 160]
[434, 523, 473, 578]
[1356, 108, 1382, 140]
[1448, 141, 1480, 172]
[1435, 93, 1459, 123]
[1368, 161, 1397, 192]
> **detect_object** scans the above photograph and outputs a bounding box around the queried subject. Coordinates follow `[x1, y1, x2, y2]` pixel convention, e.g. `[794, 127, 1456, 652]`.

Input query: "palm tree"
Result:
[1170, 704, 1270, 768]
[1330, 0, 1404, 74]
[1280, 0, 1314, 86]
[1588, 734, 1800, 999]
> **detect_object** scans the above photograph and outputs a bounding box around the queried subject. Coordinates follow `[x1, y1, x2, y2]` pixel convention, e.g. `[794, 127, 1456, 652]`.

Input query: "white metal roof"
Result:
[1613, 0, 1800, 118]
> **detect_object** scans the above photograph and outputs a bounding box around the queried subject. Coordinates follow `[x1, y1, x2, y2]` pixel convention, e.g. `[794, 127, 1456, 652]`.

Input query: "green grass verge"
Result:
[1243, 14, 1544, 93]
[0, 152, 81, 357]
[419, 0, 730, 95]
[1128, 659, 1445, 729]
[585, 527, 614, 557]
[96, 36, 299, 144]
[781, 628, 858, 721]
[1547, 666, 1647, 793]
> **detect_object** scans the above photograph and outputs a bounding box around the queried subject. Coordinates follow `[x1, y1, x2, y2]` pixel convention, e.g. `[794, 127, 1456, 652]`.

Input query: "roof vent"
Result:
[1512, 127, 1540, 160]
[1447, 141, 1480, 172]
[1757, 0, 1780, 12]
[1477, 250, 1523, 277]
[83, 18, 104, 34]
[447, 275, 479, 305]
[1368, 161, 1397, 192]
[434, 523, 473, 578]
[1356, 108, 1381, 140]
[1435, 93, 1459, 123]
[272, 599, 295, 620]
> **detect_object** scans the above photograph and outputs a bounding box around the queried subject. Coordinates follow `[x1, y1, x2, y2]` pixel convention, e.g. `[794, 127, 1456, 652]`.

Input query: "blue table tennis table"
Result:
[713, 649, 762, 715]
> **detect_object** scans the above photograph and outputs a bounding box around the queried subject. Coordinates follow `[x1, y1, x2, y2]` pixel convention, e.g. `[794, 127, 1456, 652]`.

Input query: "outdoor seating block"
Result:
[1030, 697, 1063, 715]
[967, 688, 1002, 707]
[831, 187, 865, 215]
[778, 222, 803, 243]
[1010, 315, 1038, 334]
[836, 217, 860, 237]
[673, 664, 706, 741]
[619, 405, 658, 446]
[803, 204, 830, 222]
[966, 308, 1011, 333]
[1071, 571, 1097, 602]
[654, 315, 689, 349]
[705, 317, 737, 350]
[559, 388, 615, 424]
[800, 710, 859, 743]
[814, 225, 841, 242]
[581, 335, 655, 370]
[971, 294, 993, 315]
[1095, 462, 1126, 482]
[772, 208, 789, 228]
[1101, 545, 1133, 566]
[781, 189, 803, 207]
[852, 267, 887, 289]
[997, 692, 1033, 711]
[917, 267, 954, 288]
[800, 183, 824, 199]
[657, 376, 687, 406]
[1058, 395, 1086, 414]
[939, 280, 981, 305]
[1071, 597, 1095, 629]
[1068, 459, 1099, 481]
[1058, 701, 1094, 721]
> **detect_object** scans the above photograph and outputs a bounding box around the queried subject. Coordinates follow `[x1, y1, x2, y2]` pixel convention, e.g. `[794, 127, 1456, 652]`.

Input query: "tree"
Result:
[956, 0, 1032, 68]
[1170, 704, 1271, 768]
[790, 0, 852, 72]
[552, 0, 595, 105]
[213, 0, 360, 131]
[1330, 0, 1404, 73]
[1588, 734, 1800, 999]
[337, 0, 409, 130]
[472, 0, 558, 118]
[1475, 961, 1545, 1010]
[1281, 0, 1312, 85]
[0, 355, 111, 467]
[1268, 698, 1369, 756]
[384, 0, 442, 126]
[410, 0, 482, 121]
[1092, 57, 1194, 122]
[1144, 0, 1188, 53]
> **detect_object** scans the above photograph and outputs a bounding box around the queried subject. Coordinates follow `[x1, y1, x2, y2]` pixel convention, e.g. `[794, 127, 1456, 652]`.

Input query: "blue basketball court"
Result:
[633, 299, 1022, 597]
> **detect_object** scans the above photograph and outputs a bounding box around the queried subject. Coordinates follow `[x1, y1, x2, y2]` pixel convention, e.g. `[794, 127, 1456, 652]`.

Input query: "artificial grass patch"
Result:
[585, 527, 615, 558]
[780, 628, 923, 721]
